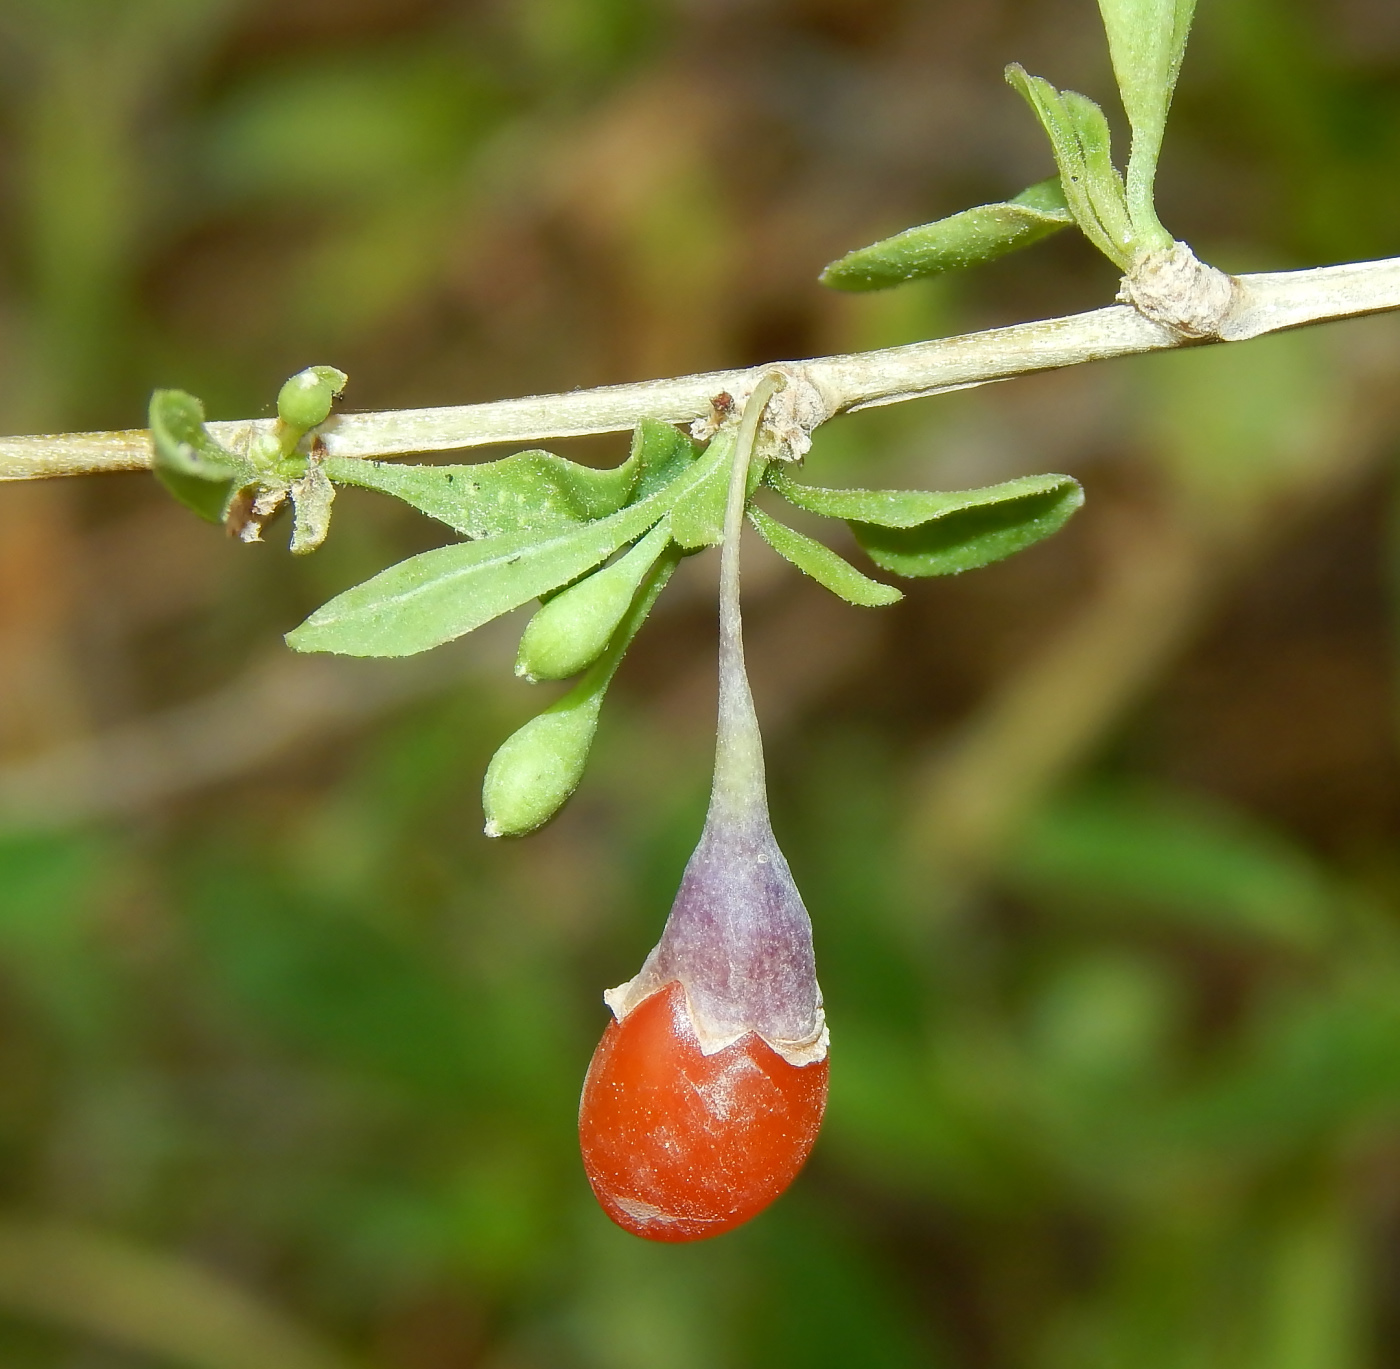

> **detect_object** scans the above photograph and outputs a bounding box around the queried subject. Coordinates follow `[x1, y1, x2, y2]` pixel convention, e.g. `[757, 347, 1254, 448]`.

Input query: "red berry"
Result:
[579, 980, 829, 1243]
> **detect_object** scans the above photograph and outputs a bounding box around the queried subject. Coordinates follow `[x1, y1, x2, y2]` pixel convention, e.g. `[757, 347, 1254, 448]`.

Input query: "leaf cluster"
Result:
[148, 379, 1083, 836]
[138, 0, 1209, 842]
[292, 432, 1080, 662]
[149, 366, 347, 553]
[820, 0, 1194, 290]
[309, 432, 1080, 834]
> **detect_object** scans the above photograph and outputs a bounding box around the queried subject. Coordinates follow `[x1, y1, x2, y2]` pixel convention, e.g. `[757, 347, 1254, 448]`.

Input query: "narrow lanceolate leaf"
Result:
[1096, 0, 1196, 241]
[323, 418, 695, 539]
[768, 469, 1083, 577]
[853, 481, 1084, 576]
[819, 179, 1072, 291]
[747, 506, 902, 607]
[1061, 91, 1136, 261]
[1004, 66, 1135, 270]
[670, 432, 739, 549]
[149, 389, 245, 523]
[288, 511, 661, 657]
[289, 434, 725, 657]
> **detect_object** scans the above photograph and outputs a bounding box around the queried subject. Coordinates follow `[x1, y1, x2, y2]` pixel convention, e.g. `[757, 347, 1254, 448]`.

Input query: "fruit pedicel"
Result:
[578, 375, 829, 1242]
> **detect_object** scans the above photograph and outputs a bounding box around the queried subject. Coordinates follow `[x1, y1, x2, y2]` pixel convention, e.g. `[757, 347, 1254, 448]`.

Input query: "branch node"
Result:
[1118, 241, 1238, 340]
[688, 364, 830, 458]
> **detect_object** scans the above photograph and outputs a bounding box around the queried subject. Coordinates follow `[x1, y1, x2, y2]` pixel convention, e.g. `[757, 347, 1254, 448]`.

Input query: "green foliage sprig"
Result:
[148, 368, 1082, 836]
[150, 366, 347, 553]
[137, 0, 1247, 839]
[821, 0, 1195, 288]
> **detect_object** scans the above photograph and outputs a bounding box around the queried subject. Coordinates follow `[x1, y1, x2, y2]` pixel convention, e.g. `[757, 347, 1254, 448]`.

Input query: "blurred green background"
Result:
[0, 0, 1399, 1365]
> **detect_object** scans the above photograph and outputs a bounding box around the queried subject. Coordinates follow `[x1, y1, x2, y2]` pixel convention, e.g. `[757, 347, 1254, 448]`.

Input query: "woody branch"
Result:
[2, 254, 1398, 482]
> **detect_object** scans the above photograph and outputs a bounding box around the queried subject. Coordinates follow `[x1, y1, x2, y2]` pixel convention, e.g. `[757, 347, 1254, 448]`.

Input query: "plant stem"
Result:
[1125, 160, 1172, 255]
[3, 254, 1400, 480]
[709, 371, 785, 825]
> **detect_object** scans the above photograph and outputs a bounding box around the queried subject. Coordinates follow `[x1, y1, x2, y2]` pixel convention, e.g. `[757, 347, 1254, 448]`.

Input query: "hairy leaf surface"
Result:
[769, 470, 1083, 577]
[670, 432, 738, 548]
[149, 389, 244, 523]
[748, 507, 902, 606]
[323, 418, 694, 538]
[1098, 0, 1197, 212]
[1005, 66, 1134, 268]
[820, 179, 1072, 291]
[289, 433, 724, 656]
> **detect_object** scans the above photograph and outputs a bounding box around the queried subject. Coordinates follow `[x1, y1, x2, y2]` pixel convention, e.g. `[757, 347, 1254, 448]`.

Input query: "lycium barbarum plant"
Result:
[148, 358, 1080, 1241]
[822, 0, 1227, 337]
[71, 0, 1381, 1242]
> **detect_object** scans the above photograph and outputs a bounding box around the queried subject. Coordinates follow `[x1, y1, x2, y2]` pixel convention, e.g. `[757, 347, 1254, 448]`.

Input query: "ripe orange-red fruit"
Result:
[579, 980, 828, 1242]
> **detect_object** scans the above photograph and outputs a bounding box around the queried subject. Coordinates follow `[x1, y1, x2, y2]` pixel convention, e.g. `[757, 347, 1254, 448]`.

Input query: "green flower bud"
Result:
[516, 523, 671, 682]
[276, 365, 348, 434]
[482, 694, 603, 837]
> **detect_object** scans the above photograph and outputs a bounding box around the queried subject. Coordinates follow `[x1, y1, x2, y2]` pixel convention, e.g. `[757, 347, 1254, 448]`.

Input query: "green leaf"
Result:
[288, 434, 725, 657]
[287, 509, 656, 657]
[852, 489, 1082, 577]
[1062, 91, 1137, 257]
[669, 431, 737, 549]
[1004, 65, 1135, 269]
[628, 418, 700, 500]
[322, 418, 693, 539]
[769, 469, 1083, 577]
[148, 389, 244, 523]
[154, 468, 235, 526]
[819, 178, 1072, 292]
[748, 506, 902, 607]
[149, 390, 240, 482]
[1096, 0, 1196, 239]
[768, 468, 1078, 529]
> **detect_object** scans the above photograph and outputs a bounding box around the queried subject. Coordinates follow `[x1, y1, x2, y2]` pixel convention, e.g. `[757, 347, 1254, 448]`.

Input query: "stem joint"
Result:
[1117, 241, 1239, 341]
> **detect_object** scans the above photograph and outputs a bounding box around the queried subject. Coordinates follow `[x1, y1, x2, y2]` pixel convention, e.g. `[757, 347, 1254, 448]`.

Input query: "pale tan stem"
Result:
[4, 256, 1400, 480]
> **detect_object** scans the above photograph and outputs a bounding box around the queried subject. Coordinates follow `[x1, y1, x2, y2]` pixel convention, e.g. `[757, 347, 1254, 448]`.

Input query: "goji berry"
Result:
[579, 981, 828, 1242]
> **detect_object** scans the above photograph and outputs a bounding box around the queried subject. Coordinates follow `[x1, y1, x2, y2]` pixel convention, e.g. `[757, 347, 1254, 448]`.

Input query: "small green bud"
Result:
[483, 694, 603, 837]
[276, 365, 348, 434]
[516, 524, 671, 682]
